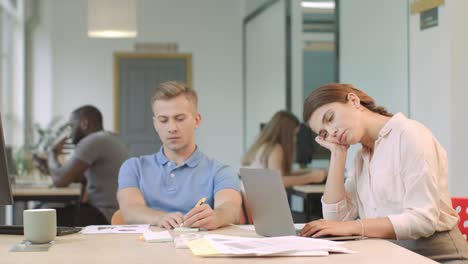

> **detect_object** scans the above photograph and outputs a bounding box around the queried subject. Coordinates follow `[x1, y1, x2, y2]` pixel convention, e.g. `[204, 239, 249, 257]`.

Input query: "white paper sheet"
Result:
[234, 224, 255, 231]
[80, 224, 150, 234]
[174, 233, 204, 248]
[188, 234, 354, 257]
[234, 223, 306, 231]
[143, 230, 173, 243]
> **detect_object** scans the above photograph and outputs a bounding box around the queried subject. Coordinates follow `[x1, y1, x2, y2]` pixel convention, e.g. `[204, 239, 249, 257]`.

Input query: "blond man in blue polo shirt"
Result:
[117, 81, 241, 230]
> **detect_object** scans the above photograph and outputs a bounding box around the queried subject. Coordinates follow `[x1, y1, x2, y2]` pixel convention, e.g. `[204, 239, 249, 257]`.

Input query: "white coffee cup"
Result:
[23, 209, 57, 244]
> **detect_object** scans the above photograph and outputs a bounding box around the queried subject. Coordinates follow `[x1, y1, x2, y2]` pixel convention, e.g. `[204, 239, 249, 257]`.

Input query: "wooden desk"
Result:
[292, 184, 326, 194]
[288, 184, 325, 223]
[0, 225, 436, 263]
[10, 183, 82, 225]
[12, 183, 82, 202]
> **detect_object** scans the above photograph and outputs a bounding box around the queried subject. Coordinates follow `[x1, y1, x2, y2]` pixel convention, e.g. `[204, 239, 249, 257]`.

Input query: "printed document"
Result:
[80, 224, 150, 234]
[235, 223, 305, 231]
[188, 234, 354, 257]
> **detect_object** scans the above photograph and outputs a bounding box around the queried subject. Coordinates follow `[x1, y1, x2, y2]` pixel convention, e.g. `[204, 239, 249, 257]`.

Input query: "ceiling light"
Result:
[87, 0, 138, 38]
[301, 1, 335, 9]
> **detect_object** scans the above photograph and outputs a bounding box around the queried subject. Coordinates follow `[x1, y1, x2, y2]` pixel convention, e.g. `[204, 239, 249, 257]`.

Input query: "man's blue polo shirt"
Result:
[118, 147, 240, 215]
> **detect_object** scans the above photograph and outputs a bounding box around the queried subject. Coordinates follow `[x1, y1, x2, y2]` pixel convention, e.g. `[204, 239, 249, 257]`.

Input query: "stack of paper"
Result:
[188, 234, 354, 257]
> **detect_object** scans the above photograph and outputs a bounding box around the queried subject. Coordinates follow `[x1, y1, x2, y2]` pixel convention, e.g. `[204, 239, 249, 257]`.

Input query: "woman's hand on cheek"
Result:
[315, 136, 349, 153]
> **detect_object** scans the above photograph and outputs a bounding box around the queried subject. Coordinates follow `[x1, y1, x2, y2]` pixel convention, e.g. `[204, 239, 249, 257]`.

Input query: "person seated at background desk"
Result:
[33, 105, 129, 226]
[300, 83, 468, 263]
[242, 110, 326, 187]
[117, 81, 241, 230]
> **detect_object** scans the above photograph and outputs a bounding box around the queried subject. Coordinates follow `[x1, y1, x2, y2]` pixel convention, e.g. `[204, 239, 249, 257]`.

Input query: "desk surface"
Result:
[292, 184, 326, 193]
[11, 183, 81, 197]
[0, 225, 436, 264]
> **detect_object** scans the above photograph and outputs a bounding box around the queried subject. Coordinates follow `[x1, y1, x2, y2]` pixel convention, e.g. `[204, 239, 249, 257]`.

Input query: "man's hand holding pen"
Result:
[157, 197, 221, 230]
[157, 212, 184, 229]
[183, 204, 220, 230]
[180, 197, 219, 230]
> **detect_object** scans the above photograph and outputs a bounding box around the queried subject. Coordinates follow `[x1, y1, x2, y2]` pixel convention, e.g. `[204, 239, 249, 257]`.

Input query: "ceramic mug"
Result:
[23, 209, 57, 244]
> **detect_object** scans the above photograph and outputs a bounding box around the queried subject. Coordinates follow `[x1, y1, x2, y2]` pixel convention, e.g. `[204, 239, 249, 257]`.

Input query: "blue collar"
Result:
[155, 146, 203, 168]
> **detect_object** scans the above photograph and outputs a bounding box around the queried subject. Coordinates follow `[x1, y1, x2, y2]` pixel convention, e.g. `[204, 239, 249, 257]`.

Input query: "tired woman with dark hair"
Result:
[300, 83, 468, 263]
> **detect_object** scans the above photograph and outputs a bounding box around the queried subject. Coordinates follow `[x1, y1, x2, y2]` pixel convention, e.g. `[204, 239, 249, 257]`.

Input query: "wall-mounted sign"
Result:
[134, 43, 179, 53]
[411, 0, 444, 14]
[420, 7, 438, 30]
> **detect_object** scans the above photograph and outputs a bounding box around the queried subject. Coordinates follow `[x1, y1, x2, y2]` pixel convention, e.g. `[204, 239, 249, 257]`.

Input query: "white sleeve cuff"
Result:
[387, 214, 409, 240]
[321, 197, 351, 221]
[387, 213, 437, 240]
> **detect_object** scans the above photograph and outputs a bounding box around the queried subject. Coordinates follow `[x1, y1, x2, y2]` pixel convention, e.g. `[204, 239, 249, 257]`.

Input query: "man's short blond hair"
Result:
[151, 81, 198, 109]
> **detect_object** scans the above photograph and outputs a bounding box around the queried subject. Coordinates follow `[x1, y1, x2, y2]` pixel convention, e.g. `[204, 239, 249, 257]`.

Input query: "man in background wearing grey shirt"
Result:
[33, 105, 129, 226]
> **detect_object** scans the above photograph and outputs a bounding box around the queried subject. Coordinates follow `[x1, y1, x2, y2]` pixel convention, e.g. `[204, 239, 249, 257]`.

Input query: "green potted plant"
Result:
[12, 117, 69, 181]
[31, 116, 70, 154]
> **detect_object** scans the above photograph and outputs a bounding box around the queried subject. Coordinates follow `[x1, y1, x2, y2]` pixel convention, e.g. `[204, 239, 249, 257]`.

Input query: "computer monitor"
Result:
[296, 123, 330, 167]
[0, 113, 14, 206]
[5, 146, 16, 176]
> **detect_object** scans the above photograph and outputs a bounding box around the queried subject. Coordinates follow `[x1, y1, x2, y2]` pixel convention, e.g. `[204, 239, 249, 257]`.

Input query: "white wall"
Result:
[290, 0, 303, 120]
[244, 0, 303, 125]
[1, 2, 26, 146]
[340, 0, 409, 169]
[448, 0, 468, 196]
[31, 0, 53, 128]
[32, 0, 244, 169]
[410, 1, 468, 196]
[409, 3, 450, 150]
[245, 0, 286, 149]
[245, 0, 274, 15]
[341, 0, 468, 196]
[340, 0, 409, 115]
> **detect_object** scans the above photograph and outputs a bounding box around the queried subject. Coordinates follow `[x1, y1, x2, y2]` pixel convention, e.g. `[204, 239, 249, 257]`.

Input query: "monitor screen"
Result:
[296, 123, 330, 165]
[0, 113, 13, 205]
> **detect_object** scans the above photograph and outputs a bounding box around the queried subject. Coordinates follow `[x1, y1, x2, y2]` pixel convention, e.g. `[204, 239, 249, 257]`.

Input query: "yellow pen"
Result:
[180, 197, 206, 227]
[195, 197, 207, 207]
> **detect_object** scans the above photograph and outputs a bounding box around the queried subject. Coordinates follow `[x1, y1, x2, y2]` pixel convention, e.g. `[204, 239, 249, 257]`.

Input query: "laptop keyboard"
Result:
[0, 225, 82, 236]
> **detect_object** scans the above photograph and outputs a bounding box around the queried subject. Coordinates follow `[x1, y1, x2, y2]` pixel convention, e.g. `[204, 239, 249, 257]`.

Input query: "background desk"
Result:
[9, 183, 82, 225]
[288, 184, 325, 223]
[12, 183, 82, 201]
[0, 225, 436, 264]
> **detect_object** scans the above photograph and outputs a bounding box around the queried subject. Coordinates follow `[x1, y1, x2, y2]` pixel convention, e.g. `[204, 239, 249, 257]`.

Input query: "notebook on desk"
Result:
[239, 168, 362, 241]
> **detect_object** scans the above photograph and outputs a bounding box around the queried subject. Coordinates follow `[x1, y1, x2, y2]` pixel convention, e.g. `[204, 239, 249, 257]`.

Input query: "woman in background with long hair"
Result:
[242, 111, 326, 187]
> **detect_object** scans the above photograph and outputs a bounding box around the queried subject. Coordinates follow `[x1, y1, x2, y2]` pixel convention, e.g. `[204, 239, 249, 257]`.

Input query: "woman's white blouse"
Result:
[322, 113, 459, 240]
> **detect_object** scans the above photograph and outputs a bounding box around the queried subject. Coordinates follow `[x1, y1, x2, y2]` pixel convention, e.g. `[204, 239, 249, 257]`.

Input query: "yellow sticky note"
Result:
[187, 238, 220, 256]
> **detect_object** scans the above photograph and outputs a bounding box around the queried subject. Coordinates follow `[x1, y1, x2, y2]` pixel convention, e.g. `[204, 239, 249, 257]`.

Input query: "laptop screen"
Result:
[240, 168, 296, 237]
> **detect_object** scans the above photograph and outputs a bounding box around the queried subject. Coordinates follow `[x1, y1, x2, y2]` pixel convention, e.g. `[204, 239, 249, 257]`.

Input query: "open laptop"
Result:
[0, 113, 81, 236]
[239, 168, 362, 241]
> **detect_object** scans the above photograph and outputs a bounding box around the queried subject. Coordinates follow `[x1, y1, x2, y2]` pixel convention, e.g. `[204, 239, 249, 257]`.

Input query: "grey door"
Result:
[114, 53, 192, 157]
